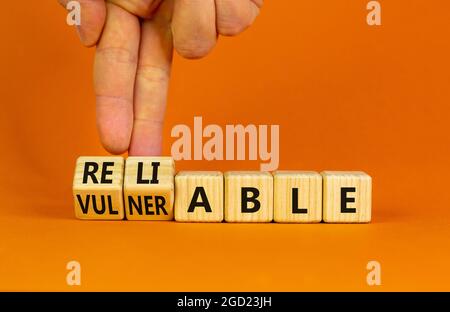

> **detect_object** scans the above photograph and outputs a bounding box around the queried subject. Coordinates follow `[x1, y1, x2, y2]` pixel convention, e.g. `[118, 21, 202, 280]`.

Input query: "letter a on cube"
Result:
[322, 171, 372, 223]
[73, 156, 125, 220]
[224, 171, 273, 222]
[124, 157, 175, 221]
[175, 171, 224, 222]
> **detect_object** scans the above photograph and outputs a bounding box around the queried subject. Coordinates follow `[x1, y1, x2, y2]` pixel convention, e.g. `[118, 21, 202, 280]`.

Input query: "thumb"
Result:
[58, 0, 106, 47]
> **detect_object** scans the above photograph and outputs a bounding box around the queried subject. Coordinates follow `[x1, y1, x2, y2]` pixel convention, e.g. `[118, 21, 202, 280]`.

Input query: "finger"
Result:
[172, 0, 217, 59]
[58, 0, 106, 46]
[94, 2, 140, 154]
[215, 0, 262, 36]
[129, 0, 174, 156]
[108, 0, 162, 18]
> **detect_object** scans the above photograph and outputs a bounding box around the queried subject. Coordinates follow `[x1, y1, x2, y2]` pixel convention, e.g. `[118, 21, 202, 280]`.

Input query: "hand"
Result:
[59, 0, 263, 155]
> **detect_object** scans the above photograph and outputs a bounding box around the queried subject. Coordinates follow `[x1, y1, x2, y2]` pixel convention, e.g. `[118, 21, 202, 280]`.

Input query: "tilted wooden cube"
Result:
[273, 171, 322, 223]
[322, 171, 372, 223]
[124, 157, 175, 221]
[224, 171, 273, 223]
[174, 171, 224, 222]
[73, 156, 125, 220]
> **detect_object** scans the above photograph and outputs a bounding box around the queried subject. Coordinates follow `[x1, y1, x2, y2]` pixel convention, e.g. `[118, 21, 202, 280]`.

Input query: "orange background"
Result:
[1, 1, 449, 291]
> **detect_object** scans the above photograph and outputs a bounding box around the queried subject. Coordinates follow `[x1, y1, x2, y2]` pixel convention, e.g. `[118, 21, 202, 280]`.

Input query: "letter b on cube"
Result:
[224, 171, 273, 222]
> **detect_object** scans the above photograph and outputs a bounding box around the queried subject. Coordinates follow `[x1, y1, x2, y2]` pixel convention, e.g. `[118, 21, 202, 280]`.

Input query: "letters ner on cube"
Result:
[73, 156, 372, 223]
[124, 157, 175, 221]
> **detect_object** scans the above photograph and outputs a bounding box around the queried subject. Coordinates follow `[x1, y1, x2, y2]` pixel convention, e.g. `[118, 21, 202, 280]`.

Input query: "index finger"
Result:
[94, 2, 140, 154]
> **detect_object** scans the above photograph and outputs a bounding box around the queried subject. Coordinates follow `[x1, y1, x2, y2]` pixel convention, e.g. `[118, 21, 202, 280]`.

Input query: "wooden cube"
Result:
[174, 171, 224, 222]
[224, 171, 273, 222]
[322, 171, 372, 223]
[273, 171, 322, 223]
[73, 156, 125, 220]
[124, 157, 175, 221]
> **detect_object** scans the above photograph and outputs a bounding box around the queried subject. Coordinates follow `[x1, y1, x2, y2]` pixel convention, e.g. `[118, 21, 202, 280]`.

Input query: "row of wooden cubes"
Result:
[73, 156, 372, 223]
